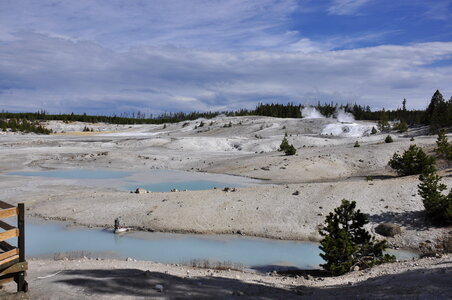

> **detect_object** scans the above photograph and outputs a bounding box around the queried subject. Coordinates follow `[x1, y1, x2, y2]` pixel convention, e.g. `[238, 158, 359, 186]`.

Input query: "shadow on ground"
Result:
[368, 210, 433, 231]
[55, 268, 295, 299]
[48, 266, 452, 299]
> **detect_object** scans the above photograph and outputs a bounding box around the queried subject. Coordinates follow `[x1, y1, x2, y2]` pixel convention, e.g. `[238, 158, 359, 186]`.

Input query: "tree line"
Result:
[1, 90, 451, 133]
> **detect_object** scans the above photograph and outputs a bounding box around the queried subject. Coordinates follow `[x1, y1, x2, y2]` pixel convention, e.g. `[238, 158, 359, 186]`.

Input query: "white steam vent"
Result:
[321, 108, 377, 137]
[336, 109, 355, 123]
[301, 107, 325, 119]
[322, 123, 375, 137]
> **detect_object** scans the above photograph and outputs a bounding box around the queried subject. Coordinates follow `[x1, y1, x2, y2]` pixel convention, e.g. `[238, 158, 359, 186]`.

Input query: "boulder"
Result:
[375, 223, 401, 237]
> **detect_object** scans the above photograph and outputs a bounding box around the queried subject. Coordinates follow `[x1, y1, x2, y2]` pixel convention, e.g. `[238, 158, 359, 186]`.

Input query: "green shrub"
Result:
[418, 170, 452, 225]
[388, 145, 436, 176]
[385, 135, 393, 143]
[278, 137, 296, 156]
[319, 200, 395, 276]
[354, 141, 360, 147]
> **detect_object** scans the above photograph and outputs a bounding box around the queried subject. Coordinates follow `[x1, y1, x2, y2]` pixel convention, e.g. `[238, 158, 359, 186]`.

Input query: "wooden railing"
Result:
[0, 201, 27, 293]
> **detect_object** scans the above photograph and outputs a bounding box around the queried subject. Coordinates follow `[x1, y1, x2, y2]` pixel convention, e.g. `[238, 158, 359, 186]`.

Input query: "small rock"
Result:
[135, 188, 148, 194]
[353, 266, 360, 271]
[155, 284, 164, 293]
[375, 223, 402, 237]
[292, 190, 300, 196]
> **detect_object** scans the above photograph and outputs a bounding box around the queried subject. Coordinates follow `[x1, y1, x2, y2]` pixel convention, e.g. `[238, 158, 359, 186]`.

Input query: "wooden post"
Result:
[16, 203, 27, 292]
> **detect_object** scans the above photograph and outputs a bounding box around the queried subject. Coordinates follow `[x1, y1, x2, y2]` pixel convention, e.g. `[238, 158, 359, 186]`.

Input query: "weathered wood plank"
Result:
[0, 249, 19, 262]
[0, 208, 18, 220]
[0, 229, 18, 242]
[0, 275, 14, 286]
[0, 255, 19, 268]
[0, 201, 14, 210]
[0, 220, 15, 231]
[18, 204, 24, 263]
[0, 241, 15, 252]
[0, 262, 27, 277]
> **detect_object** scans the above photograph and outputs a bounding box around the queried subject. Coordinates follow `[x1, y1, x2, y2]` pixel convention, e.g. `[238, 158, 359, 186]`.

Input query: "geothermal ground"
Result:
[0, 115, 451, 299]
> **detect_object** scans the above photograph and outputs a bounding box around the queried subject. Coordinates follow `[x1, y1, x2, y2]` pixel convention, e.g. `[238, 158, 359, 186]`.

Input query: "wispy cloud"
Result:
[1, 32, 451, 114]
[328, 0, 372, 15]
[0, 0, 299, 51]
[0, 0, 451, 115]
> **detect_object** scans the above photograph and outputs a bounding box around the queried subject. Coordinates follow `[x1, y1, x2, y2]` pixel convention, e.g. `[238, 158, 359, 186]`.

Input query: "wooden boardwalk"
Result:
[0, 201, 27, 294]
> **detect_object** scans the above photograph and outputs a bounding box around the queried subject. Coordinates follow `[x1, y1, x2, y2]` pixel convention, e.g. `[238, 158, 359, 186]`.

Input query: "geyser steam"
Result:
[301, 107, 325, 119]
[322, 108, 376, 137]
[336, 109, 355, 123]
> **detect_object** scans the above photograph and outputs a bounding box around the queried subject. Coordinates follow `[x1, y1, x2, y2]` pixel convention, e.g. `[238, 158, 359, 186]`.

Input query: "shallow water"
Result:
[7, 169, 260, 192]
[20, 221, 417, 271]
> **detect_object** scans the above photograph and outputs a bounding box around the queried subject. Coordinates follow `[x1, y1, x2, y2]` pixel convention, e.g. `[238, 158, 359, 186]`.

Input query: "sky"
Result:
[1, 0, 452, 115]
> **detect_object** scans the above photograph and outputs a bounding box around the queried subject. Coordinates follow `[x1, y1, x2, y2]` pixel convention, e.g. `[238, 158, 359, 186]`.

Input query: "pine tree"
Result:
[418, 170, 452, 224]
[319, 200, 394, 276]
[371, 127, 377, 135]
[435, 129, 452, 160]
[279, 137, 290, 152]
[389, 145, 435, 176]
[278, 137, 296, 155]
[424, 90, 448, 130]
[385, 135, 393, 143]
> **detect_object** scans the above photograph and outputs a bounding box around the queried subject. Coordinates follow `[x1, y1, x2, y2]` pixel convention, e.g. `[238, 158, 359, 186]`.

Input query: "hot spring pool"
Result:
[17, 220, 417, 271]
[7, 168, 261, 192]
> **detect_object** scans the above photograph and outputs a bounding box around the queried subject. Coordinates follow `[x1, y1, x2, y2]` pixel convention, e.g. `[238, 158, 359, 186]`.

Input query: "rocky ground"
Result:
[0, 115, 451, 298]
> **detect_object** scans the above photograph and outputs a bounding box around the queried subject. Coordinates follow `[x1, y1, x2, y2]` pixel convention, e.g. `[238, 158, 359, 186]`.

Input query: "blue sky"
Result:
[1, 0, 451, 115]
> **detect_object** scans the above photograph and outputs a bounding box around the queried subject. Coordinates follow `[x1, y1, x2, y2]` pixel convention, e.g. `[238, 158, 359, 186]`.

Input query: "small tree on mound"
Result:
[279, 137, 296, 155]
[388, 145, 436, 176]
[385, 135, 393, 143]
[319, 200, 395, 276]
[354, 141, 360, 147]
[418, 169, 452, 225]
[371, 127, 378, 135]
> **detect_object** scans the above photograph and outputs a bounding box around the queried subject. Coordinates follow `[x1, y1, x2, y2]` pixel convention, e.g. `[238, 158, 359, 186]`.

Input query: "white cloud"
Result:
[1, 32, 451, 114]
[0, 0, 298, 51]
[328, 0, 372, 15]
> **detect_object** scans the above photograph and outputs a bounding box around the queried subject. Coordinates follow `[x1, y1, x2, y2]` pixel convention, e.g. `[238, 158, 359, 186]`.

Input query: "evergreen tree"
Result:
[388, 145, 436, 176]
[385, 135, 393, 143]
[278, 137, 296, 155]
[319, 200, 394, 276]
[378, 110, 390, 132]
[435, 129, 452, 161]
[418, 170, 452, 224]
[371, 127, 377, 135]
[424, 90, 449, 130]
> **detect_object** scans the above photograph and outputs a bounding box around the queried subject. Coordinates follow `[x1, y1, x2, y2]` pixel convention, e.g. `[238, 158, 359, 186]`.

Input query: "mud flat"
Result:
[0, 116, 451, 298]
